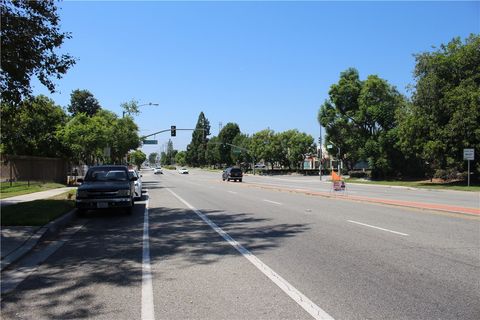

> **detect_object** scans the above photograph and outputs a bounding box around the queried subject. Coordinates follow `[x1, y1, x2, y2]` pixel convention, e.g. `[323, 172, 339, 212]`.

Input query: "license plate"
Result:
[97, 202, 108, 208]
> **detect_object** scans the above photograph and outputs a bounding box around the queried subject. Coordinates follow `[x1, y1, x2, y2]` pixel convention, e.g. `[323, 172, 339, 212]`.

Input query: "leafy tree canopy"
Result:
[231, 133, 252, 165]
[57, 109, 139, 165]
[396, 34, 480, 176]
[175, 151, 187, 166]
[250, 129, 277, 169]
[0, 95, 67, 156]
[68, 89, 101, 116]
[218, 122, 241, 165]
[318, 68, 407, 177]
[1, 0, 76, 104]
[277, 130, 315, 169]
[148, 152, 158, 165]
[129, 150, 146, 169]
[121, 99, 140, 117]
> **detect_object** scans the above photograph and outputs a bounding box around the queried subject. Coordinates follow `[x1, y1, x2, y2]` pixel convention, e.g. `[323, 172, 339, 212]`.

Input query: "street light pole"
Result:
[123, 102, 159, 118]
[328, 141, 341, 175]
[319, 125, 322, 181]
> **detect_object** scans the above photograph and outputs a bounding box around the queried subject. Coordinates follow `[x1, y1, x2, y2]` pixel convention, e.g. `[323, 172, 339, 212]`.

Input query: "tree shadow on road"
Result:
[1, 203, 308, 319]
[148, 206, 308, 267]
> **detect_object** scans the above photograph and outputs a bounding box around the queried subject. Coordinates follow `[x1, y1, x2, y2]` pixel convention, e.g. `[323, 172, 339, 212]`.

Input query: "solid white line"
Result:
[142, 195, 155, 320]
[347, 220, 409, 236]
[263, 199, 283, 205]
[228, 191, 238, 194]
[167, 188, 334, 320]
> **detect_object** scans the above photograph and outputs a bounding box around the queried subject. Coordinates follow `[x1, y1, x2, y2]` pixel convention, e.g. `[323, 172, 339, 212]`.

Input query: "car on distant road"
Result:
[178, 167, 189, 174]
[76, 165, 137, 215]
[254, 163, 266, 169]
[128, 169, 143, 200]
[222, 167, 243, 182]
[153, 167, 163, 174]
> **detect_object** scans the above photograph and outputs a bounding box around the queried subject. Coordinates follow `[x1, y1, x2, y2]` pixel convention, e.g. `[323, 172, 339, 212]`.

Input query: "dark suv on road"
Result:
[76, 165, 137, 215]
[222, 167, 243, 182]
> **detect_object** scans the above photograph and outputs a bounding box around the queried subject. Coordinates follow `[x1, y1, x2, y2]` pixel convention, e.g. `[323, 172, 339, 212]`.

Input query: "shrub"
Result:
[348, 171, 371, 179]
[434, 168, 464, 181]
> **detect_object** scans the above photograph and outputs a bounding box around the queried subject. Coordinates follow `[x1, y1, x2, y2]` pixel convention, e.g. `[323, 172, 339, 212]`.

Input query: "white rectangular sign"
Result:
[463, 148, 474, 160]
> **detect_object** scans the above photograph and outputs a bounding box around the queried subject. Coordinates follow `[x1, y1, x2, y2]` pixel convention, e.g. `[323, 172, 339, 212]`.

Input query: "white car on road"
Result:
[128, 169, 142, 200]
[153, 167, 163, 174]
[178, 167, 189, 174]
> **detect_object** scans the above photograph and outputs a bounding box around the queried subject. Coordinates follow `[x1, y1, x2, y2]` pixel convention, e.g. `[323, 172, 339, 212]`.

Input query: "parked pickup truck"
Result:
[76, 165, 137, 215]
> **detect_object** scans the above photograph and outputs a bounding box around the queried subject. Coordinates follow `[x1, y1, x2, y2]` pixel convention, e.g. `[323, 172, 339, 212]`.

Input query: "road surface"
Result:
[1, 168, 479, 319]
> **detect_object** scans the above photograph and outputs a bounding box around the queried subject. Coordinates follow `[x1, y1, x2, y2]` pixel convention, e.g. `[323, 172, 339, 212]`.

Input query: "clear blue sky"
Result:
[32, 1, 479, 156]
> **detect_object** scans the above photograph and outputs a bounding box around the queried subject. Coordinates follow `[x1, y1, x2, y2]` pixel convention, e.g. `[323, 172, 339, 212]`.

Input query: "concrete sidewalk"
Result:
[1, 187, 77, 271]
[1, 187, 76, 207]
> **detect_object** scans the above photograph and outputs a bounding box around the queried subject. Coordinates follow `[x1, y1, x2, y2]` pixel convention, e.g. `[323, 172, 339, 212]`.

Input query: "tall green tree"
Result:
[110, 115, 140, 163]
[1, 0, 76, 105]
[0, 95, 67, 156]
[121, 99, 140, 117]
[318, 68, 407, 177]
[205, 136, 221, 167]
[277, 130, 315, 169]
[58, 110, 139, 164]
[218, 122, 241, 166]
[161, 139, 177, 165]
[68, 89, 101, 116]
[231, 133, 252, 166]
[250, 129, 277, 169]
[129, 150, 146, 169]
[148, 152, 158, 165]
[396, 34, 480, 177]
[175, 151, 187, 166]
[57, 113, 107, 165]
[186, 112, 210, 166]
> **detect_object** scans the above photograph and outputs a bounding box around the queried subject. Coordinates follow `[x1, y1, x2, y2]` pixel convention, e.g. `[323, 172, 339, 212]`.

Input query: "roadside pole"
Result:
[468, 160, 470, 187]
[319, 125, 322, 181]
[463, 148, 474, 187]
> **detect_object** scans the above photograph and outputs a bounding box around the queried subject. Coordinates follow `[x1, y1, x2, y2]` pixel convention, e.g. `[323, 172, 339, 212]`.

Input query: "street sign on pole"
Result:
[463, 148, 475, 187]
[463, 148, 474, 160]
[143, 140, 158, 145]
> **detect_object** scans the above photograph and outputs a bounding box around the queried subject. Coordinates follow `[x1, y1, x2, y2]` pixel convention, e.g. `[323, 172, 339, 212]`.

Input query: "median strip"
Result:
[241, 182, 480, 216]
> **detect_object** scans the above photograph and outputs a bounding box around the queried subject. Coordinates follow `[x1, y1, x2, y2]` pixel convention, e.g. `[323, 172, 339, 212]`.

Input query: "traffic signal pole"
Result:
[140, 128, 207, 140]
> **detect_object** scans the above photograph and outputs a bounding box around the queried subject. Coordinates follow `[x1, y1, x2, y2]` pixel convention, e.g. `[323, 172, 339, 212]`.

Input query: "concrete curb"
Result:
[0, 208, 78, 271]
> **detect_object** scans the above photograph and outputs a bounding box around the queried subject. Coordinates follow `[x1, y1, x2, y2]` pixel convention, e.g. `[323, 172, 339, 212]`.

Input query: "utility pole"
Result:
[319, 126, 322, 181]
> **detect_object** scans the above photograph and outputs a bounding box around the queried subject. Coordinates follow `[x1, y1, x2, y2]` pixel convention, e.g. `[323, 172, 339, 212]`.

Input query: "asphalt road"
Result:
[1, 168, 479, 320]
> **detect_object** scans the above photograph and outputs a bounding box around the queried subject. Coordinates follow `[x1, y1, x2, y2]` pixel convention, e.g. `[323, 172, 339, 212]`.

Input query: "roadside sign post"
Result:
[463, 148, 474, 187]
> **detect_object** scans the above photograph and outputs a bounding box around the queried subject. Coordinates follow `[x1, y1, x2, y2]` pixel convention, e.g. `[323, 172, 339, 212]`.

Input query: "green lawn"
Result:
[345, 178, 480, 192]
[1, 191, 76, 226]
[0, 181, 66, 199]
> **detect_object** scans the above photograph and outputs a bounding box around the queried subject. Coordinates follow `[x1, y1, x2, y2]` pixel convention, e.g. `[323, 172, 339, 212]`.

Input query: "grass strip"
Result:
[1, 191, 75, 226]
[0, 182, 66, 199]
[345, 178, 480, 192]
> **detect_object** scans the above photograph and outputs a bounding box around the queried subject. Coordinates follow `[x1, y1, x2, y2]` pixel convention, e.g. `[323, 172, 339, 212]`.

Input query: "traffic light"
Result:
[171, 125, 176, 137]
